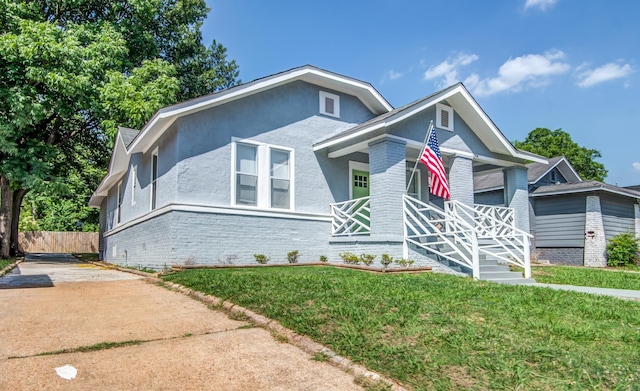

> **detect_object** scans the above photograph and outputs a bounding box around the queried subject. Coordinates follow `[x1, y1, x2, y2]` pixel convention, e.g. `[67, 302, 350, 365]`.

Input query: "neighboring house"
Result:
[475, 157, 640, 266]
[90, 65, 544, 281]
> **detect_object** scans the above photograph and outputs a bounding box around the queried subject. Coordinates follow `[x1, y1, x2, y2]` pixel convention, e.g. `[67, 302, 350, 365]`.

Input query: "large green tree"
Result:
[514, 128, 608, 182]
[0, 0, 239, 257]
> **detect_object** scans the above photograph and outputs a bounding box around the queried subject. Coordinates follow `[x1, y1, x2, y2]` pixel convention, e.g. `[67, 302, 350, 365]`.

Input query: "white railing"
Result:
[445, 200, 532, 278]
[403, 195, 480, 278]
[330, 196, 371, 236]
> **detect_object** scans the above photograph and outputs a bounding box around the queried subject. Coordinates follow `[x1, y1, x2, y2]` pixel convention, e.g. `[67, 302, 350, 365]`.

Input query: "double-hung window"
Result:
[233, 142, 293, 209]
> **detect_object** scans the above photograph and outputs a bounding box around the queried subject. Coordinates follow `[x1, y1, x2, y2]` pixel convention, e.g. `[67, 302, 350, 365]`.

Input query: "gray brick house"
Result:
[475, 156, 640, 266]
[90, 65, 544, 280]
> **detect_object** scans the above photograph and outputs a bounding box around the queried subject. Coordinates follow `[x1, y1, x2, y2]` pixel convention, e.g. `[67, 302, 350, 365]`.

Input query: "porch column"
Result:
[368, 136, 406, 241]
[584, 195, 607, 267]
[448, 155, 474, 207]
[503, 166, 530, 232]
[635, 203, 640, 240]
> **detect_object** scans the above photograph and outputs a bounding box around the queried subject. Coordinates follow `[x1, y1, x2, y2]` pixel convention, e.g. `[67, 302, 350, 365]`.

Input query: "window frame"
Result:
[116, 181, 123, 225]
[150, 148, 158, 211]
[131, 165, 137, 206]
[436, 103, 454, 131]
[319, 91, 340, 118]
[231, 141, 295, 210]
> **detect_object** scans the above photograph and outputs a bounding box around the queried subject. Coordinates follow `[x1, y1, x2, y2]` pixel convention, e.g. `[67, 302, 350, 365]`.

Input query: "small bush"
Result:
[339, 252, 360, 265]
[606, 233, 639, 267]
[287, 250, 299, 264]
[381, 254, 393, 268]
[254, 254, 270, 264]
[360, 253, 376, 266]
[394, 258, 415, 268]
[319, 255, 328, 263]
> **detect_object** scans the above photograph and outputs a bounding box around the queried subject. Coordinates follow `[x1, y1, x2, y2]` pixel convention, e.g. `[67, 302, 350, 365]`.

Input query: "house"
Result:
[89, 65, 545, 281]
[474, 156, 640, 266]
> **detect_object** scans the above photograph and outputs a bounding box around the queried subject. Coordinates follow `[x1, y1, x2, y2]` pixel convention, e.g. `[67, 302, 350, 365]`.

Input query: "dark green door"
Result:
[351, 169, 370, 233]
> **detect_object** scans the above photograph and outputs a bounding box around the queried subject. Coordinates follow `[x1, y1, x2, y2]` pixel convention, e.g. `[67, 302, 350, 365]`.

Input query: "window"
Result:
[233, 142, 293, 209]
[406, 162, 421, 199]
[436, 103, 454, 131]
[116, 181, 123, 224]
[319, 91, 340, 118]
[235, 143, 258, 206]
[151, 150, 158, 210]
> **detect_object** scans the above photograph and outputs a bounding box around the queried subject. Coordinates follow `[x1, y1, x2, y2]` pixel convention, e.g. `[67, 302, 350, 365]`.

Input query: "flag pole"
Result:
[406, 120, 434, 193]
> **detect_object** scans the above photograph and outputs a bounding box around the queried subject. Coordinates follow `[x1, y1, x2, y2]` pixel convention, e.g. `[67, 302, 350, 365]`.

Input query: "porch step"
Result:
[478, 271, 526, 280]
[485, 278, 537, 285]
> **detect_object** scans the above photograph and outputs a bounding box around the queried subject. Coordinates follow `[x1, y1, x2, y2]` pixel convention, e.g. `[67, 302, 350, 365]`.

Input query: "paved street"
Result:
[0, 254, 363, 390]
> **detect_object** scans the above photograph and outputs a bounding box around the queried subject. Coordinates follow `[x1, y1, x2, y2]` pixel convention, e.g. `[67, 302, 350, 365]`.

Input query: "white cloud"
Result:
[577, 62, 633, 88]
[468, 50, 570, 96]
[387, 70, 403, 81]
[423, 53, 479, 88]
[524, 0, 558, 11]
[633, 162, 640, 172]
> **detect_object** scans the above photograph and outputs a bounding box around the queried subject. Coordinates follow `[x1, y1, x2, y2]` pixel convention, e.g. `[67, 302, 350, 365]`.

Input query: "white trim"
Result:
[405, 159, 422, 199]
[348, 161, 370, 199]
[116, 181, 123, 225]
[532, 156, 582, 184]
[319, 91, 340, 118]
[131, 165, 137, 206]
[103, 203, 332, 237]
[436, 103, 454, 131]
[531, 186, 640, 200]
[472, 154, 526, 168]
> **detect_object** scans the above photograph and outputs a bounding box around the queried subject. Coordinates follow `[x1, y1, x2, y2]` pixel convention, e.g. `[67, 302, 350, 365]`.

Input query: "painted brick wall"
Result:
[536, 247, 584, 266]
[449, 155, 474, 207]
[584, 195, 607, 267]
[504, 166, 530, 232]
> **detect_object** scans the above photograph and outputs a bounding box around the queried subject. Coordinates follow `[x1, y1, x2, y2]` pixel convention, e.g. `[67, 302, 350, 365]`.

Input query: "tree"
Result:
[514, 128, 608, 181]
[0, 0, 240, 258]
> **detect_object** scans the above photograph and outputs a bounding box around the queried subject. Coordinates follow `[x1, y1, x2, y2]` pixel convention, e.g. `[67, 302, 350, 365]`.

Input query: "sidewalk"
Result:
[529, 282, 640, 300]
[0, 254, 364, 390]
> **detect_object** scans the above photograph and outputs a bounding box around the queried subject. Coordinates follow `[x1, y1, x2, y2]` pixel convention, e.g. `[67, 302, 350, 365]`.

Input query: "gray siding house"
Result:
[474, 157, 640, 266]
[90, 65, 544, 280]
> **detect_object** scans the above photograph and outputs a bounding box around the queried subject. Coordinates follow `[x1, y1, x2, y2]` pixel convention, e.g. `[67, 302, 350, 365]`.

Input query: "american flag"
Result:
[420, 129, 450, 199]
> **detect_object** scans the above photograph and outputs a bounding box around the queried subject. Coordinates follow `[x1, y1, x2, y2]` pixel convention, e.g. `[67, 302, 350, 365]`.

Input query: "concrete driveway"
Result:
[0, 254, 363, 390]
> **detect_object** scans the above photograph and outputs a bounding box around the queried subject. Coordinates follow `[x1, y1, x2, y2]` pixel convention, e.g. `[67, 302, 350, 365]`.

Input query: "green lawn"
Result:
[0, 258, 15, 270]
[164, 267, 640, 390]
[531, 265, 640, 290]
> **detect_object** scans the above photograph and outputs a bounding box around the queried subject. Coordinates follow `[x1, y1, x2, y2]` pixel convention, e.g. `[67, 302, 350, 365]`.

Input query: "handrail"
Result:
[330, 196, 370, 236]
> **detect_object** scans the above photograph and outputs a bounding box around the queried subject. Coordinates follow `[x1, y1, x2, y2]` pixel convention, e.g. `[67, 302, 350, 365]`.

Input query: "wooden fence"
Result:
[18, 231, 99, 254]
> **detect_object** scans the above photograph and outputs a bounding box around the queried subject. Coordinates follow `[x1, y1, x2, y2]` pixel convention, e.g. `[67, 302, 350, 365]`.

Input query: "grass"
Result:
[164, 266, 640, 390]
[9, 340, 143, 359]
[0, 258, 15, 270]
[529, 265, 640, 290]
[72, 253, 99, 262]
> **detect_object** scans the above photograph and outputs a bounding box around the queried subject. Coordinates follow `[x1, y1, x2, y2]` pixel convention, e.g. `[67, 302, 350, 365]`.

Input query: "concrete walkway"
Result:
[528, 282, 640, 300]
[0, 254, 364, 390]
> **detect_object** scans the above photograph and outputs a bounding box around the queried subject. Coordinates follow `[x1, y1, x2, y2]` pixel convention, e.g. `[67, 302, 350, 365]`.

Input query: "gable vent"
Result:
[320, 91, 340, 118]
[436, 103, 454, 131]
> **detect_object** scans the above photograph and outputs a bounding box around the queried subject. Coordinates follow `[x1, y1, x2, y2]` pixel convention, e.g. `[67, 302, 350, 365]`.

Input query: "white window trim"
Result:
[131, 165, 137, 206]
[116, 181, 123, 225]
[348, 161, 369, 199]
[319, 91, 340, 118]
[231, 141, 295, 210]
[436, 103, 454, 131]
[150, 147, 159, 211]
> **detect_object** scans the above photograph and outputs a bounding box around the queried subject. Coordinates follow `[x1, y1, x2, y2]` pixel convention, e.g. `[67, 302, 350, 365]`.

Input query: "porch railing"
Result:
[445, 200, 531, 278]
[403, 195, 480, 278]
[330, 196, 371, 236]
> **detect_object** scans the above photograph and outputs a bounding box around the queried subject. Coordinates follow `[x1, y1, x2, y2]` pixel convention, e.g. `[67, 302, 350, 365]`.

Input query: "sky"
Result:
[202, 0, 639, 186]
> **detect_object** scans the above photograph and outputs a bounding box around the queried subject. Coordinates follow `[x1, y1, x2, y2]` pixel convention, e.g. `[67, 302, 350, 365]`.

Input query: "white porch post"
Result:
[503, 166, 530, 233]
[635, 203, 640, 240]
[584, 195, 607, 267]
[368, 136, 407, 241]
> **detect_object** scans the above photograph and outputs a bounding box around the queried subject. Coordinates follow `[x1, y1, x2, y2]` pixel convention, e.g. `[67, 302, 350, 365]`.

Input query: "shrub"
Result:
[360, 253, 376, 266]
[339, 252, 360, 265]
[606, 233, 639, 267]
[287, 250, 299, 264]
[254, 254, 270, 264]
[394, 258, 415, 268]
[319, 255, 328, 263]
[381, 254, 393, 268]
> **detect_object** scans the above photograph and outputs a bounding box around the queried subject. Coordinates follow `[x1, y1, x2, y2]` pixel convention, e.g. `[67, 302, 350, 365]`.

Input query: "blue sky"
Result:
[203, 0, 639, 186]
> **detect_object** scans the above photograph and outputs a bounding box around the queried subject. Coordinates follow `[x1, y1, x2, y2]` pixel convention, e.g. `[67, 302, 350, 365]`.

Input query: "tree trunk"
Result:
[0, 176, 14, 259]
[10, 189, 28, 257]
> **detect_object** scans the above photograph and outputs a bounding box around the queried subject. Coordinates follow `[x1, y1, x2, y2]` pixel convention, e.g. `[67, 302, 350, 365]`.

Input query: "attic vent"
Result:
[319, 91, 340, 118]
[436, 103, 454, 131]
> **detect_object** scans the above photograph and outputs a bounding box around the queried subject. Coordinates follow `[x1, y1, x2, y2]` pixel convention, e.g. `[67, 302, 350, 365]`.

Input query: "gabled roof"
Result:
[313, 82, 546, 164]
[89, 65, 393, 207]
[474, 156, 582, 192]
[531, 180, 640, 199]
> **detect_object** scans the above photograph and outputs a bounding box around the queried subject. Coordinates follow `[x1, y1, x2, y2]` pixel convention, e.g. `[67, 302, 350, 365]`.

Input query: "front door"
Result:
[351, 169, 370, 233]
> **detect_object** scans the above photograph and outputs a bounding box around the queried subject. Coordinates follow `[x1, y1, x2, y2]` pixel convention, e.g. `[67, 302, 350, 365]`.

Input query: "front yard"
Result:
[529, 265, 640, 290]
[163, 266, 640, 390]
